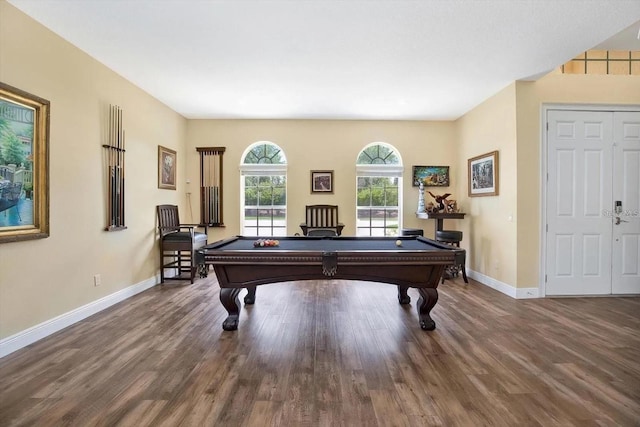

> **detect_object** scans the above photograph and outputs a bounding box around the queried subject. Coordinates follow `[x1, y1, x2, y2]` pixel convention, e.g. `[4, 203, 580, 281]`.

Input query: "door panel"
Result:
[546, 110, 613, 295]
[612, 112, 640, 294]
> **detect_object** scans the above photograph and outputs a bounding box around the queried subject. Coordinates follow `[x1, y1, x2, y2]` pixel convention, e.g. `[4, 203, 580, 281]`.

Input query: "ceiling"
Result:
[7, 0, 640, 121]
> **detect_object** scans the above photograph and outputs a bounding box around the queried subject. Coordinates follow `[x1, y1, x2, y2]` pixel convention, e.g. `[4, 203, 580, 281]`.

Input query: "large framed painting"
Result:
[412, 165, 450, 187]
[158, 145, 177, 190]
[0, 82, 50, 243]
[468, 150, 499, 197]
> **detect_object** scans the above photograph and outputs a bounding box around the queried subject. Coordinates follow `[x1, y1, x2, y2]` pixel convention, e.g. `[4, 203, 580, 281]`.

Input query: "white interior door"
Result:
[546, 110, 613, 295]
[612, 112, 640, 294]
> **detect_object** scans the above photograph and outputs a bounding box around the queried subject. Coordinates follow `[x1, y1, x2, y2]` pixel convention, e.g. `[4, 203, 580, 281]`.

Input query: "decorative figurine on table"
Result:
[417, 182, 426, 213]
[428, 191, 452, 212]
[443, 199, 459, 213]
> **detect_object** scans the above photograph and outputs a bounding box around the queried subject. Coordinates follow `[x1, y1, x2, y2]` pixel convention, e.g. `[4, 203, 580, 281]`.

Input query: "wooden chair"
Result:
[299, 204, 344, 236]
[157, 204, 208, 284]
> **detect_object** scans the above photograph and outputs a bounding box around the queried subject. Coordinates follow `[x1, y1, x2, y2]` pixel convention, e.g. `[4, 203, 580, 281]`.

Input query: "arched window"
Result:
[240, 142, 287, 236]
[356, 143, 403, 236]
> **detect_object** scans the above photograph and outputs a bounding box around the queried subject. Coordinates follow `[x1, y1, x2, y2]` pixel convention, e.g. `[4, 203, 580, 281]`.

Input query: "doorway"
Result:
[544, 107, 640, 296]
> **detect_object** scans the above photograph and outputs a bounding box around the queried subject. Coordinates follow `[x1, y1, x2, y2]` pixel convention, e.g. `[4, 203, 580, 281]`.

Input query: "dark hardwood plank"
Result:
[1, 277, 639, 426]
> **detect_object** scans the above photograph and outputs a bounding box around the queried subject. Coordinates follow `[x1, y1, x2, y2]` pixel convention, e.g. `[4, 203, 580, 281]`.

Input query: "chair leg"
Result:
[159, 247, 202, 284]
[189, 250, 195, 284]
[461, 263, 468, 283]
[159, 248, 165, 284]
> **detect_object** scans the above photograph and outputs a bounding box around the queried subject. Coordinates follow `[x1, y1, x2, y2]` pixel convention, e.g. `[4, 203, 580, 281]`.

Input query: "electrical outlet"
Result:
[93, 274, 101, 287]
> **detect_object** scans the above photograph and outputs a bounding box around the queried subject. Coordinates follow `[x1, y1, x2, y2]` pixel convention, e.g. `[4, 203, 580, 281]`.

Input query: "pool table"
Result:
[197, 235, 465, 331]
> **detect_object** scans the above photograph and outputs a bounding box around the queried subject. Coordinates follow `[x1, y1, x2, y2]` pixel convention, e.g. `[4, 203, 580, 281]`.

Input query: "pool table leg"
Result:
[416, 288, 438, 331]
[244, 286, 256, 304]
[397, 285, 411, 304]
[220, 288, 242, 331]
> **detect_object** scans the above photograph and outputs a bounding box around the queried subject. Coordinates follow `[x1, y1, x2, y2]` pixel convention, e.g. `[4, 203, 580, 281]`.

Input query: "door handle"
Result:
[615, 216, 628, 225]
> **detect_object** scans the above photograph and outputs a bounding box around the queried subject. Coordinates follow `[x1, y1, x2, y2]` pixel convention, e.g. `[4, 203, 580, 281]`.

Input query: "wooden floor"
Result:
[1, 275, 639, 427]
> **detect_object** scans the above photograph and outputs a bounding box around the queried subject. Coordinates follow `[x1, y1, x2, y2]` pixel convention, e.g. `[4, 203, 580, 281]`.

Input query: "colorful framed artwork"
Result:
[412, 165, 450, 187]
[311, 170, 333, 193]
[158, 145, 177, 190]
[0, 82, 50, 243]
[468, 150, 499, 197]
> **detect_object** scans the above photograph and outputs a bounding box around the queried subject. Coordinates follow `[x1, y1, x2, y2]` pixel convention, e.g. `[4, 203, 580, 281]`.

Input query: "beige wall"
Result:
[186, 119, 458, 241]
[515, 74, 640, 288]
[0, 1, 459, 341]
[0, 2, 187, 339]
[455, 84, 518, 286]
[456, 74, 639, 290]
[2, 0, 637, 346]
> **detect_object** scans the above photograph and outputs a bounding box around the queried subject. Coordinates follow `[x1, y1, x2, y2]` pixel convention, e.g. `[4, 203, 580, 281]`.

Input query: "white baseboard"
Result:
[467, 269, 540, 299]
[0, 275, 159, 359]
[515, 287, 541, 299]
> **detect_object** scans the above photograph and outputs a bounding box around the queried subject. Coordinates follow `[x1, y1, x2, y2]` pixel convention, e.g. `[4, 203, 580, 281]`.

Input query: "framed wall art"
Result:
[412, 165, 450, 187]
[0, 82, 50, 243]
[468, 150, 499, 197]
[311, 170, 333, 193]
[158, 145, 177, 190]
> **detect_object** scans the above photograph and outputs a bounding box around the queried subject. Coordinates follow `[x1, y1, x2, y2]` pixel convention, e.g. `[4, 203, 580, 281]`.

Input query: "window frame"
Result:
[240, 142, 288, 237]
[355, 143, 404, 237]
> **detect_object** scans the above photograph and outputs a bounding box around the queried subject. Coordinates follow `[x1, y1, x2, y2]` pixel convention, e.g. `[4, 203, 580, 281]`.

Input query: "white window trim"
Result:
[356, 164, 404, 177]
[239, 163, 288, 176]
[355, 143, 404, 236]
[239, 142, 288, 236]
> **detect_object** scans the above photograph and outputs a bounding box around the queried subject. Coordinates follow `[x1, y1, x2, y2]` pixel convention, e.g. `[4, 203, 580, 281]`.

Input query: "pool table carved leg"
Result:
[397, 285, 411, 304]
[244, 286, 256, 304]
[220, 288, 242, 331]
[416, 288, 438, 330]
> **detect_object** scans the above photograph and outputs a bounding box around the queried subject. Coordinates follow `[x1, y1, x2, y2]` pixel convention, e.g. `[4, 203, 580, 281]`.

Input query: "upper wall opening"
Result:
[555, 50, 640, 75]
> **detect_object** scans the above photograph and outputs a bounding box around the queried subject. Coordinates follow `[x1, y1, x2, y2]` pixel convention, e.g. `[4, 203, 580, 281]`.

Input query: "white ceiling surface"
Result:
[7, 0, 640, 120]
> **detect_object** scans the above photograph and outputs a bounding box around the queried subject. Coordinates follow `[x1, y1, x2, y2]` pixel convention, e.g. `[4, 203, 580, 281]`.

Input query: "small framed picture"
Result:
[412, 165, 450, 187]
[468, 150, 499, 197]
[158, 145, 177, 190]
[311, 170, 333, 193]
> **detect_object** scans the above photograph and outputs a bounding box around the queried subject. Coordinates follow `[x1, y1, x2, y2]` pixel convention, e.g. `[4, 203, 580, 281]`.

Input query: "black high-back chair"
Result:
[157, 204, 208, 284]
[299, 204, 344, 236]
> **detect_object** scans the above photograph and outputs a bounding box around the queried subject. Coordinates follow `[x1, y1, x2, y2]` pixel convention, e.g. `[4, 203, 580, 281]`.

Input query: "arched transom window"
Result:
[240, 142, 287, 236]
[356, 143, 403, 236]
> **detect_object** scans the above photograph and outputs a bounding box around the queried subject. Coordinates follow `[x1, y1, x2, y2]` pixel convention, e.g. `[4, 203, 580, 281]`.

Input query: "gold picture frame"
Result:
[412, 165, 450, 187]
[0, 82, 50, 243]
[158, 145, 177, 190]
[311, 170, 333, 193]
[468, 150, 499, 197]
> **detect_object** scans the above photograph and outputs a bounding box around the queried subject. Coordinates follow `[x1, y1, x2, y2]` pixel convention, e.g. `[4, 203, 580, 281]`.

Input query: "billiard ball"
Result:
[395, 239, 402, 246]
